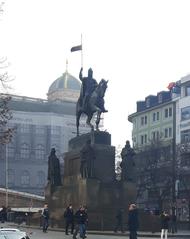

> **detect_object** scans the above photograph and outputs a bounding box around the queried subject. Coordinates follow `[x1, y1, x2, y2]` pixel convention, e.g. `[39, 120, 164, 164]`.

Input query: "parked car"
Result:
[0, 229, 20, 232]
[0, 228, 30, 239]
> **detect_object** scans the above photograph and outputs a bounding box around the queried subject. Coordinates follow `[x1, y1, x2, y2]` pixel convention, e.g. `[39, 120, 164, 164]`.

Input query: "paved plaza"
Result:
[20, 228, 184, 239]
[0, 223, 187, 239]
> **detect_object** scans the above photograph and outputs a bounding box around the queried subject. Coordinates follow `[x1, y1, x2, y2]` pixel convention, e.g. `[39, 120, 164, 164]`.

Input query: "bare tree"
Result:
[177, 143, 190, 228]
[0, 3, 14, 144]
[136, 139, 173, 211]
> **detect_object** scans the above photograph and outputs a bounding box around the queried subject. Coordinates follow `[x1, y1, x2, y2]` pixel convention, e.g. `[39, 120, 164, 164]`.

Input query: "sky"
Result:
[1, 0, 190, 147]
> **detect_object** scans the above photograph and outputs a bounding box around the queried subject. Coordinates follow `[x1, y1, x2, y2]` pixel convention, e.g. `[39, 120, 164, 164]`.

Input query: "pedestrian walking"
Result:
[170, 214, 177, 233]
[0, 206, 7, 223]
[114, 208, 124, 233]
[73, 205, 88, 239]
[41, 204, 49, 233]
[160, 211, 170, 239]
[128, 204, 139, 239]
[64, 204, 74, 235]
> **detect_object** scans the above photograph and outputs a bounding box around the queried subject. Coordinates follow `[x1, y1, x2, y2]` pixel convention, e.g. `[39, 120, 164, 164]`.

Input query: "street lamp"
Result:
[5, 143, 8, 207]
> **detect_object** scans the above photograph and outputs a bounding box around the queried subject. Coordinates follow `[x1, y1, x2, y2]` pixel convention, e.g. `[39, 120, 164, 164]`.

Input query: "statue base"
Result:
[45, 131, 137, 230]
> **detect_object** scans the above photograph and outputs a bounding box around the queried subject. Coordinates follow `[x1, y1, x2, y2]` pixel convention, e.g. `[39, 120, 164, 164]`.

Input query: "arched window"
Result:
[20, 143, 30, 160]
[21, 170, 30, 186]
[35, 144, 45, 160]
[37, 171, 45, 186]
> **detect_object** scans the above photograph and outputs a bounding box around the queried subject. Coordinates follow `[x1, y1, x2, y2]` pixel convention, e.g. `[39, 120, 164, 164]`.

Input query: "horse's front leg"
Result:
[96, 111, 101, 131]
[86, 113, 94, 131]
[76, 110, 82, 136]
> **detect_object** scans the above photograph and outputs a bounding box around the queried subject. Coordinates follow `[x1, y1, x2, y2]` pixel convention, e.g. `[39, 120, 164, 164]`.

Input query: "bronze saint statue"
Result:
[47, 148, 62, 186]
[79, 67, 98, 111]
[120, 141, 136, 182]
[76, 67, 108, 136]
[80, 139, 95, 178]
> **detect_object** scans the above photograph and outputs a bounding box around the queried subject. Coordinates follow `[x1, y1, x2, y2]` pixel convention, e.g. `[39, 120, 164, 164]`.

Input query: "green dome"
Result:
[48, 72, 81, 94]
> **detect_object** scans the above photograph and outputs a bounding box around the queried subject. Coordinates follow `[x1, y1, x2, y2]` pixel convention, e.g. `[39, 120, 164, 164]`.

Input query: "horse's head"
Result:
[97, 79, 108, 97]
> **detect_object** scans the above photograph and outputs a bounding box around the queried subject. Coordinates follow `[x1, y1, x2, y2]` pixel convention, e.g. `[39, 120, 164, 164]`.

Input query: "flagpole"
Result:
[81, 34, 83, 68]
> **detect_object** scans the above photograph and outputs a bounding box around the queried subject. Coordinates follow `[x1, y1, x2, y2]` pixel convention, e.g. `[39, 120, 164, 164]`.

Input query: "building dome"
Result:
[47, 71, 81, 102]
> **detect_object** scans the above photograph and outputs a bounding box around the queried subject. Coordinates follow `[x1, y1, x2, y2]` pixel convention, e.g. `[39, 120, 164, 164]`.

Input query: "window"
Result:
[51, 126, 60, 135]
[169, 107, 172, 117]
[21, 170, 30, 186]
[164, 107, 172, 118]
[20, 143, 30, 160]
[181, 106, 190, 121]
[164, 128, 168, 138]
[141, 117, 144, 126]
[153, 113, 156, 122]
[146, 98, 150, 107]
[165, 109, 168, 118]
[144, 134, 147, 144]
[35, 144, 45, 160]
[140, 134, 147, 145]
[140, 116, 147, 126]
[20, 124, 30, 133]
[153, 112, 159, 122]
[152, 131, 159, 140]
[141, 135, 144, 145]
[37, 171, 45, 186]
[144, 116, 147, 125]
[157, 112, 159, 120]
[164, 128, 172, 138]
[169, 127, 172, 137]
[158, 94, 162, 103]
[181, 129, 190, 143]
[185, 85, 190, 96]
[35, 125, 45, 134]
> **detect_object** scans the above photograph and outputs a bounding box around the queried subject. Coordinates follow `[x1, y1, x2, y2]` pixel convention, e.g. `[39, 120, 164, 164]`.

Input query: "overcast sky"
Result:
[1, 0, 190, 147]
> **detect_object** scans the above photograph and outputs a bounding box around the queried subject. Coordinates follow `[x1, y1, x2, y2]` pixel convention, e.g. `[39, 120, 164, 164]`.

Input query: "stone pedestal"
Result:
[45, 131, 137, 230]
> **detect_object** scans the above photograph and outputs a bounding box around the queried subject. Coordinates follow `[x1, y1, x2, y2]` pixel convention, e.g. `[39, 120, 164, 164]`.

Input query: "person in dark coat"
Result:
[0, 206, 7, 223]
[64, 204, 74, 235]
[128, 204, 139, 239]
[41, 204, 49, 233]
[114, 208, 124, 233]
[73, 206, 88, 239]
[160, 211, 170, 239]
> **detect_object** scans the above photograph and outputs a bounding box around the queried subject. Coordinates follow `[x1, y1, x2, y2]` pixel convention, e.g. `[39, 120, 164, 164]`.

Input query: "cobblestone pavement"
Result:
[23, 228, 182, 239]
[0, 223, 184, 239]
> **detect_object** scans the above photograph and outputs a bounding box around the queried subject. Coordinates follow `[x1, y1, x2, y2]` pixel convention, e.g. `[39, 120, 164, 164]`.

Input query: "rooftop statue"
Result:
[76, 67, 108, 136]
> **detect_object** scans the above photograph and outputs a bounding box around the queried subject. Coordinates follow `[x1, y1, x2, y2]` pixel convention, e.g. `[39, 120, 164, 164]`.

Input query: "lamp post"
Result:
[5, 143, 8, 207]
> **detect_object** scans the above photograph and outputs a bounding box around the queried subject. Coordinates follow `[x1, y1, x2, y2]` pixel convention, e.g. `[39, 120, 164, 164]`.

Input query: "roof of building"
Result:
[6, 94, 76, 115]
[0, 187, 44, 200]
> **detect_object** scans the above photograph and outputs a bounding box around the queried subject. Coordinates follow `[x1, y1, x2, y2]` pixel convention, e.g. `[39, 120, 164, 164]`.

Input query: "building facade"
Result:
[0, 70, 92, 196]
[128, 75, 190, 220]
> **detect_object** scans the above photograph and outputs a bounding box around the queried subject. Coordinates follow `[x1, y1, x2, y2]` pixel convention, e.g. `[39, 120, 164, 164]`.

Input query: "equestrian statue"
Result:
[76, 67, 108, 136]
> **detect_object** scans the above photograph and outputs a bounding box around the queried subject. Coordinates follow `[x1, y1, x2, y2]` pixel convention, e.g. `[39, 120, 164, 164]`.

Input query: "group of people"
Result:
[114, 204, 139, 239]
[64, 204, 88, 239]
[41, 203, 88, 239]
[41, 203, 177, 239]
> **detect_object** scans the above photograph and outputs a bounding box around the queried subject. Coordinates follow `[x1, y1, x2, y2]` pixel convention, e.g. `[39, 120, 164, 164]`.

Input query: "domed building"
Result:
[0, 68, 89, 196]
[47, 70, 81, 102]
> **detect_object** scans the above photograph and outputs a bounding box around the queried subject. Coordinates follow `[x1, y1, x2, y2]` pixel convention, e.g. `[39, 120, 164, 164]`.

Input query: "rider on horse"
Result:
[79, 67, 108, 112]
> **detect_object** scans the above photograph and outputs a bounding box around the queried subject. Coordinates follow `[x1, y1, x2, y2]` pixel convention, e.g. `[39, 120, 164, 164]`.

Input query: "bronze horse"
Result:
[76, 79, 108, 136]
